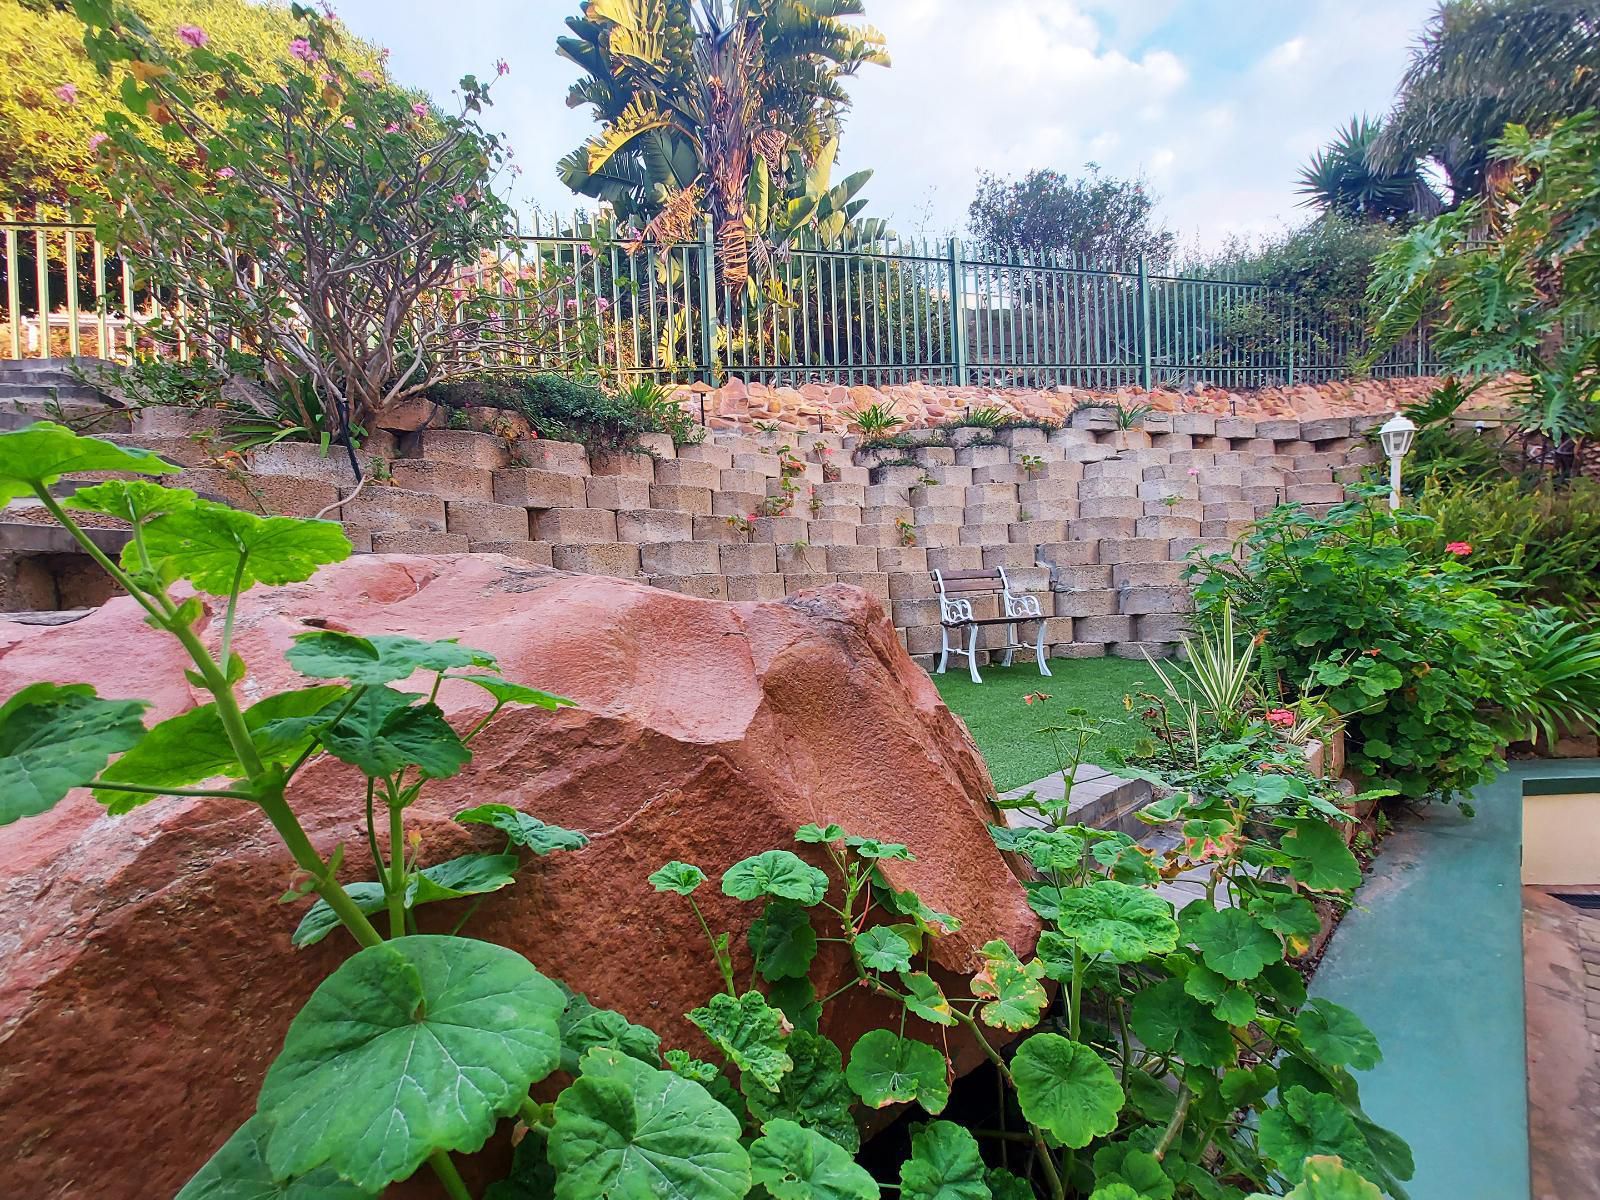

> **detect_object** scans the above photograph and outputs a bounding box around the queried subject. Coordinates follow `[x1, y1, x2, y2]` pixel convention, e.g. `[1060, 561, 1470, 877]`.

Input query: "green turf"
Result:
[929, 657, 1164, 791]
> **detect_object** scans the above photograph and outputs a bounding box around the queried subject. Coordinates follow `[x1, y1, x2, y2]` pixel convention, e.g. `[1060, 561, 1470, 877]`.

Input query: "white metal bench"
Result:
[931, 566, 1052, 685]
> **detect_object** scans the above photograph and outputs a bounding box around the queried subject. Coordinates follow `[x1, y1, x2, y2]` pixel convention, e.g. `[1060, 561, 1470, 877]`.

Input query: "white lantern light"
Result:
[1378, 412, 1417, 510]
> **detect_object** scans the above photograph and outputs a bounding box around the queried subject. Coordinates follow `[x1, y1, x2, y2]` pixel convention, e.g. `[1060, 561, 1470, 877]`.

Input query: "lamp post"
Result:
[1378, 412, 1417, 511]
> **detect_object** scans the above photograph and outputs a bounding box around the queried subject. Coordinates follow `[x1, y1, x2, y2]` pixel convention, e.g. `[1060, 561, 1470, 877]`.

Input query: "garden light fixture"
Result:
[1378, 412, 1416, 510]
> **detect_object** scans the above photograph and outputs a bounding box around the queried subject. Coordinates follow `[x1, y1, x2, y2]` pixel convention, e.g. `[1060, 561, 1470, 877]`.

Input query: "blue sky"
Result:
[334, 0, 1439, 250]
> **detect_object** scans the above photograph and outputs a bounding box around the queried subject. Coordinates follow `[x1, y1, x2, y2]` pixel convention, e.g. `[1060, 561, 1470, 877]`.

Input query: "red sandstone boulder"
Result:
[0, 557, 1037, 1199]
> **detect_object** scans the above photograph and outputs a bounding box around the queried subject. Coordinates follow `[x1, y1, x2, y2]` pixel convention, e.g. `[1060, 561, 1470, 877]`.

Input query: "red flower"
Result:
[1022, 692, 1051, 706]
[1365, 648, 1381, 657]
[1445, 541, 1472, 557]
[1265, 709, 1295, 728]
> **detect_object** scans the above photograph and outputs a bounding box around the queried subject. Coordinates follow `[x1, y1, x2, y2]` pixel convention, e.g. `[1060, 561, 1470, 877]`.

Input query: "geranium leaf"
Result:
[1045, 880, 1179, 964]
[174, 1114, 370, 1199]
[1011, 1033, 1124, 1148]
[456, 803, 589, 854]
[768, 976, 822, 1034]
[877, 884, 962, 934]
[971, 938, 1048, 1032]
[1258, 1087, 1379, 1184]
[1280, 820, 1362, 892]
[844, 1030, 949, 1114]
[750, 901, 819, 981]
[898, 972, 956, 1027]
[1189, 907, 1283, 981]
[452, 673, 573, 709]
[795, 823, 848, 844]
[1248, 1156, 1384, 1200]
[141, 499, 350, 593]
[67, 478, 195, 523]
[649, 860, 707, 895]
[94, 685, 344, 812]
[1260, 962, 1309, 1009]
[898, 1121, 987, 1200]
[1221, 1064, 1279, 1109]
[258, 935, 565, 1192]
[664, 1048, 749, 1124]
[1129, 978, 1236, 1068]
[0, 422, 178, 504]
[320, 687, 469, 779]
[0, 682, 149, 826]
[749, 1118, 879, 1200]
[688, 990, 793, 1092]
[1092, 1143, 1175, 1200]
[1296, 999, 1382, 1071]
[549, 1046, 751, 1200]
[558, 991, 662, 1074]
[744, 1030, 860, 1153]
[722, 850, 829, 906]
[405, 853, 519, 906]
[288, 630, 494, 685]
[1248, 891, 1323, 946]
[844, 837, 914, 861]
[854, 926, 914, 973]
[484, 1131, 557, 1200]
[986, 1168, 1037, 1200]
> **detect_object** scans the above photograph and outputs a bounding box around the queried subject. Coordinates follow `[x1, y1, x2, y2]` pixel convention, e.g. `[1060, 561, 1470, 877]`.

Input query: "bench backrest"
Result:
[930, 567, 1045, 623]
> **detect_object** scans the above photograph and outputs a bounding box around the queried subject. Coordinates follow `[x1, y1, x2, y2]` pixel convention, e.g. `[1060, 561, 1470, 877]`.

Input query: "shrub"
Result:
[426, 373, 699, 454]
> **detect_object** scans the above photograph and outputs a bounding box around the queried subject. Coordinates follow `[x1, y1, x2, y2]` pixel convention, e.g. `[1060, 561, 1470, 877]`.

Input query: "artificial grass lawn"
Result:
[930, 657, 1163, 791]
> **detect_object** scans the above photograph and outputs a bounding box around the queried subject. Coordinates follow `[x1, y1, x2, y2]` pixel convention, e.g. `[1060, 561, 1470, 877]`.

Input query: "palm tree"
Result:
[1297, 116, 1443, 221]
[1370, 0, 1600, 201]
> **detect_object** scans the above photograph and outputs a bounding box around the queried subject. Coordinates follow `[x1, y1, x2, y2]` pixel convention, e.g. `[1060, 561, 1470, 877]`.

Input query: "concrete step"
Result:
[998, 764, 1154, 836]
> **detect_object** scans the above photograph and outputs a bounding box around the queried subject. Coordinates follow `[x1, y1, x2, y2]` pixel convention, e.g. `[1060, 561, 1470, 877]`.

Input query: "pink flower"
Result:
[596, 297, 611, 313]
[450, 193, 468, 209]
[411, 101, 428, 118]
[451, 287, 465, 300]
[54, 83, 79, 104]
[579, 243, 593, 257]
[495, 58, 509, 76]
[177, 24, 208, 48]
[379, 47, 391, 62]
[88, 132, 108, 152]
[356, 69, 376, 83]
[289, 38, 318, 63]
[1446, 541, 1472, 557]
[1187, 467, 1199, 475]
[384, 121, 400, 134]
[342, 116, 356, 128]
[215, 166, 235, 179]
[1265, 709, 1295, 728]
[565, 298, 579, 311]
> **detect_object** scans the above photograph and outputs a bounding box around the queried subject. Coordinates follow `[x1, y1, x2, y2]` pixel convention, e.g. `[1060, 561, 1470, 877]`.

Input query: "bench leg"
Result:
[1002, 622, 1018, 668]
[937, 625, 950, 675]
[967, 624, 982, 684]
[1034, 619, 1052, 676]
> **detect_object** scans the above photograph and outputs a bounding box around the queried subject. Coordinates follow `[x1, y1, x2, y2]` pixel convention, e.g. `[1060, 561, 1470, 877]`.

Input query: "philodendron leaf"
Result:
[456, 803, 589, 854]
[1257, 1087, 1379, 1185]
[140, 499, 350, 593]
[853, 926, 914, 973]
[549, 1046, 752, 1200]
[1249, 1156, 1384, 1200]
[844, 1030, 949, 1114]
[1296, 999, 1382, 1071]
[745, 1029, 860, 1153]
[1188, 906, 1284, 981]
[320, 687, 469, 779]
[1010, 1033, 1125, 1148]
[258, 935, 565, 1192]
[750, 901, 819, 981]
[898, 972, 956, 1027]
[67, 478, 195, 523]
[288, 630, 495, 685]
[722, 850, 829, 906]
[94, 685, 345, 812]
[1129, 978, 1236, 1068]
[1280, 819, 1363, 893]
[971, 938, 1048, 1032]
[1044, 879, 1179, 964]
[558, 991, 662, 1074]
[688, 990, 793, 1092]
[0, 682, 149, 826]
[174, 1114, 370, 1200]
[453, 673, 573, 709]
[749, 1118, 880, 1200]
[898, 1121, 987, 1200]
[649, 860, 707, 895]
[0, 421, 178, 504]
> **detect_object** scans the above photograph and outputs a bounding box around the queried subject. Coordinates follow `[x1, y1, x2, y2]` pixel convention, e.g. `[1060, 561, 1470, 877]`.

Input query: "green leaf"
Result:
[558, 991, 662, 1074]
[321, 687, 469, 779]
[288, 630, 494, 685]
[986, 1169, 1036, 1200]
[405, 853, 519, 906]
[1280, 820, 1363, 892]
[1260, 962, 1309, 1009]
[1093, 1143, 1176, 1200]
[971, 938, 1048, 1032]
[745, 1030, 860, 1153]
[258, 935, 565, 1192]
[140, 500, 350, 593]
[1250, 1156, 1384, 1200]
[1247, 892, 1323, 947]
[1045, 880, 1179, 964]
[456, 803, 589, 854]
[94, 686, 344, 812]
[854, 926, 914, 973]
[749, 1118, 879, 1200]
[899, 972, 957, 1027]
[1182, 963, 1256, 1025]
[0, 422, 178, 504]
[1129, 978, 1236, 1068]
[453, 673, 573, 709]
[174, 1115, 371, 1199]
[67, 478, 195, 523]
[796, 823, 848, 843]
[1189, 907, 1283, 981]
[549, 1046, 751, 1200]
[750, 901, 819, 981]
[1296, 999, 1382, 1071]
[1011, 1033, 1125, 1148]
[484, 1132, 557, 1200]
[769, 975, 823, 1034]
[845, 1030, 949, 1113]
[899, 1121, 988, 1200]
[845, 836, 914, 861]
[1088, 1186, 1145, 1200]
[0, 682, 149, 826]
[1258, 1088, 1379, 1184]
[878, 884, 962, 934]
[649, 860, 706, 895]
[722, 850, 829, 906]
[1220, 1064, 1279, 1109]
[688, 990, 793, 1091]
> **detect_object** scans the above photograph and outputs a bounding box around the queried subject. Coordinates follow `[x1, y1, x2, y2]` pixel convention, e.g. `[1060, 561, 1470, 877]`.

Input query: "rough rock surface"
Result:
[0, 555, 1037, 1199]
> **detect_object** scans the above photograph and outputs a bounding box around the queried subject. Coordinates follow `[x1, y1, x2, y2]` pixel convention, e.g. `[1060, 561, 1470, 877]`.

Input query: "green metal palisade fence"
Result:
[2, 208, 1441, 388]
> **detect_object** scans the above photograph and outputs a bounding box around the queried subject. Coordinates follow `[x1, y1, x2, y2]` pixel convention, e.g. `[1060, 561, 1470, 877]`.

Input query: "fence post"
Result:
[698, 216, 717, 386]
[946, 237, 968, 386]
[1286, 294, 1296, 386]
[1137, 254, 1152, 392]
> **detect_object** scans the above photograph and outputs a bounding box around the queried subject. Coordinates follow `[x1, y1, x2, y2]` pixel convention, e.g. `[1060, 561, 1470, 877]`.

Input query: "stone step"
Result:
[998, 765, 1155, 837]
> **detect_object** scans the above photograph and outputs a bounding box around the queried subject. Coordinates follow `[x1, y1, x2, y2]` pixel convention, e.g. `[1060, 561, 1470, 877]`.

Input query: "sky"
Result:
[334, 0, 1440, 252]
